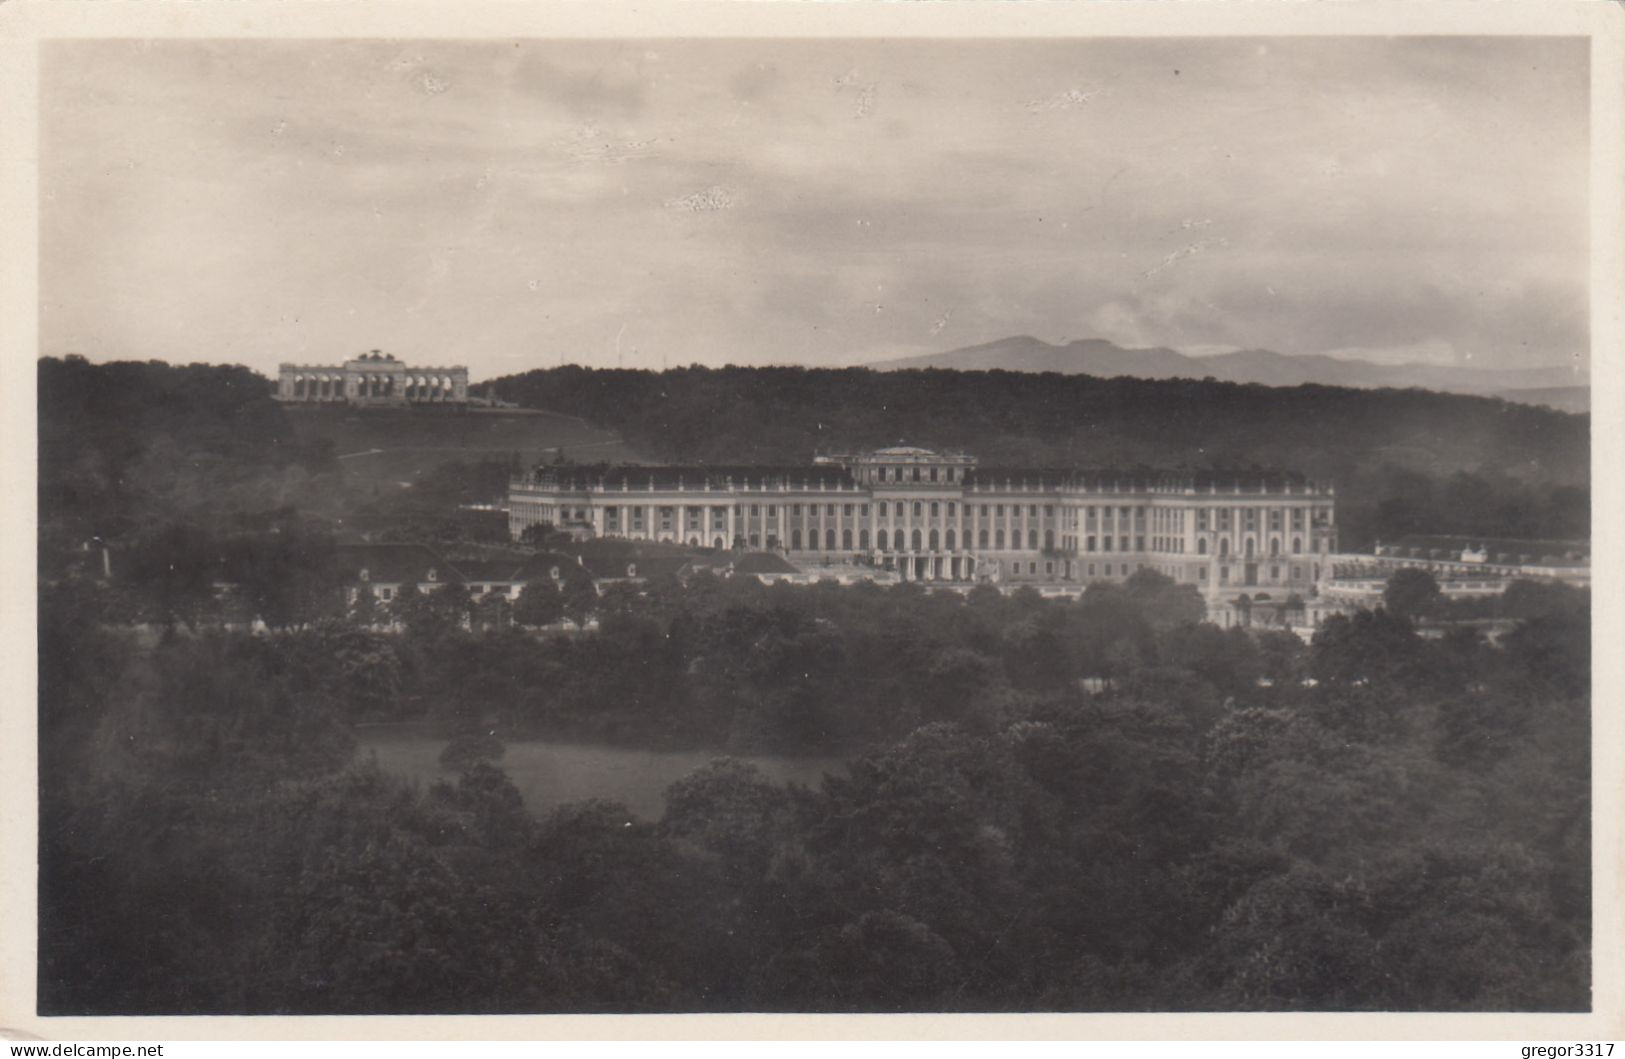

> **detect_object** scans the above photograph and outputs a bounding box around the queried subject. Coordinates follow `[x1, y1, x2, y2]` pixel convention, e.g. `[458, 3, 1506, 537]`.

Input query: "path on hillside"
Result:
[288, 406, 649, 492]
[336, 438, 633, 461]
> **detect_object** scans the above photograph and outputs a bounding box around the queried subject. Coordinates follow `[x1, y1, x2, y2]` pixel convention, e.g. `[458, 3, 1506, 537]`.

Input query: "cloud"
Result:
[39, 38, 1589, 377]
[730, 62, 782, 103]
[415, 70, 453, 96]
[1026, 86, 1103, 113]
[833, 69, 878, 119]
[513, 52, 647, 116]
[1143, 238, 1226, 279]
[1318, 339, 1461, 367]
[554, 123, 660, 166]
[665, 185, 737, 212]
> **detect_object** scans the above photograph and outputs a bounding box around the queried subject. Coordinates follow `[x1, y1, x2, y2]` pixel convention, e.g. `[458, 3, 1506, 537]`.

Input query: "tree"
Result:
[310, 624, 405, 720]
[761, 910, 962, 1011]
[1123, 568, 1206, 628]
[1209, 866, 1386, 1009]
[520, 523, 575, 550]
[559, 570, 600, 626]
[1310, 609, 1428, 689]
[1253, 629, 1305, 686]
[1500, 609, 1590, 699]
[229, 526, 342, 629]
[923, 645, 1006, 728]
[121, 522, 221, 628]
[661, 758, 790, 880]
[1499, 579, 1583, 621]
[470, 591, 512, 632]
[1158, 622, 1260, 697]
[512, 583, 565, 628]
[349, 585, 382, 628]
[1383, 568, 1442, 621]
[389, 581, 471, 636]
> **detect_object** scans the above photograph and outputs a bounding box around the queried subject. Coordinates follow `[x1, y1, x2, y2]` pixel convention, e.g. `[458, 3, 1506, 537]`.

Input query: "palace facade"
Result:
[276, 351, 469, 405]
[509, 446, 1338, 598]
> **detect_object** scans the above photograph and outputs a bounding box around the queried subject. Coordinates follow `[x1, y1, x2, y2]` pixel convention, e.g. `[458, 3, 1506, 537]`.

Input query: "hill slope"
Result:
[37, 357, 643, 545]
[282, 406, 644, 490]
[1490, 386, 1590, 414]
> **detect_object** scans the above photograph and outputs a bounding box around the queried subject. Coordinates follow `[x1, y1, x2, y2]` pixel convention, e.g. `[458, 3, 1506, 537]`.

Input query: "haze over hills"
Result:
[868, 336, 1588, 407]
[1489, 387, 1590, 415]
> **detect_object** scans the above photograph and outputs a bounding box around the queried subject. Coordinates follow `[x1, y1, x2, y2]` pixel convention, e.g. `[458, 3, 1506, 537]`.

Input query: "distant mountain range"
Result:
[867, 336, 1588, 410]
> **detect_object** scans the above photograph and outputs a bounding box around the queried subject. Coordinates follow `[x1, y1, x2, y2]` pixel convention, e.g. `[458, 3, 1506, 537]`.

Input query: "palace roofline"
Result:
[514, 462, 1331, 494]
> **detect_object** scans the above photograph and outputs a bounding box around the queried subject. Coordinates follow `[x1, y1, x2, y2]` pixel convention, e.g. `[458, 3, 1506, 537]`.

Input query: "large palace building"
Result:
[509, 446, 1337, 596]
[276, 351, 469, 405]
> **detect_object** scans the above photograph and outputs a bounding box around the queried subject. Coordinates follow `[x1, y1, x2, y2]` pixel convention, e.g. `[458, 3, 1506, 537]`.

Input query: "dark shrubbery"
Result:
[38, 575, 1590, 1014]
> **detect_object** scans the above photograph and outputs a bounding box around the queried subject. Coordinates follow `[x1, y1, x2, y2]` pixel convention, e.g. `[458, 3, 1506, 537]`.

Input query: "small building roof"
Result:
[578, 551, 695, 581]
[514, 552, 582, 581]
[335, 543, 460, 585]
[453, 557, 534, 583]
[566, 538, 709, 581]
[1388, 534, 1589, 561]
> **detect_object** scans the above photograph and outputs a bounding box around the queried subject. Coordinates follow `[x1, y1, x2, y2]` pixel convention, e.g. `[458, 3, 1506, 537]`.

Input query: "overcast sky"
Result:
[41, 36, 1588, 381]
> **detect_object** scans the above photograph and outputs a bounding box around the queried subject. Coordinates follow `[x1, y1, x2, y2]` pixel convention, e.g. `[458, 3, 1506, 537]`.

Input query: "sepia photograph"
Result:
[10, 1, 1622, 1038]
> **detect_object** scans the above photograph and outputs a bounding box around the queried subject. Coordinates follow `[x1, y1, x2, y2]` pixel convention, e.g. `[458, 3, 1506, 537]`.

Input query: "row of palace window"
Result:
[1072, 535, 1313, 556]
[1194, 564, 1309, 583]
[567, 506, 1324, 557]
[870, 465, 965, 483]
[599, 501, 1068, 524]
[597, 501, 1182, 526]
[581, 512, 1321, 557]
[785, 527, 1067, 552]
[1083, 506, 1144, 527]
[691, 503, 1304, 524]
[881, 501, 1055, 521]
[798, 501, 1060, 520]
[1195, 508, 1310, 532]
[793, 528, 868, 551]
[584, 503, 1327, 537]
[604, 506, 732, 529]
[1190, 536, 1308, 557]
[790, 503, 870, 518]
[996, 560, 1064, 577]
[590, 501, 1185, 522]
[986, 560, 1282, 581]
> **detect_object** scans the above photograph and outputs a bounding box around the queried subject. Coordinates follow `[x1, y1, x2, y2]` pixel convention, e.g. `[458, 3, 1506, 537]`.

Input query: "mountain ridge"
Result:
[867, 335, 1586, 399]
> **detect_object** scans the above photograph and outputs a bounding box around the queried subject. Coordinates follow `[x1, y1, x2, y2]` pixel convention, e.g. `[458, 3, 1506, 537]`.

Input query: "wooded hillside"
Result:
[494, 365, 1590, 549]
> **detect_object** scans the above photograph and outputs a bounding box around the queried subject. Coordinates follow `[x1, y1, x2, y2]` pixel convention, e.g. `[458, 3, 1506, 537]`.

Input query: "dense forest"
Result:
[40, 568, 1590, 1013]
[38, 357, 516, 577]
[40, 356, 1592, 556]
[39, 355, 332, 538]
[37, 356, 1593, 1014]
[493, 365, 1590, 550]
